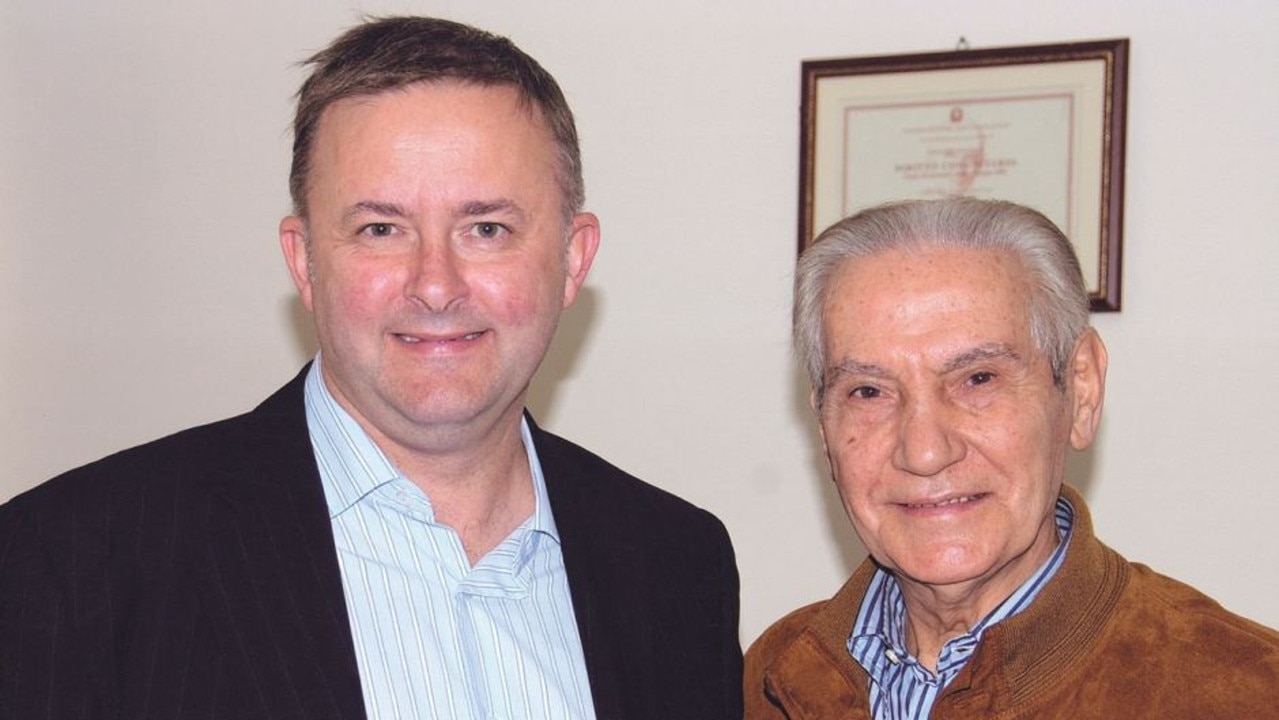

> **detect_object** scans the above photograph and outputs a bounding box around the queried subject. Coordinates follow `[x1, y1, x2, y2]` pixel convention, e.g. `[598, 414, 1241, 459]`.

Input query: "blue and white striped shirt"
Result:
[848, 499, 1075, 720]
[303, 359, 596, 720]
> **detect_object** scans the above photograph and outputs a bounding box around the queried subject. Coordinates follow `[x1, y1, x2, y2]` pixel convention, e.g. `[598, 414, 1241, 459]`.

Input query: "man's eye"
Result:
[472, 222, 509, 239]
[361, 223, 395, 237]
[969, 371, 995, 386]
[849, 386, 880, 400]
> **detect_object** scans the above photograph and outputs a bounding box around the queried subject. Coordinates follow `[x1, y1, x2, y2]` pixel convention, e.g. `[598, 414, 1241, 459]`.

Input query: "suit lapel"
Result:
[200, 369, 367, 719]
[531, 417, 631, 720]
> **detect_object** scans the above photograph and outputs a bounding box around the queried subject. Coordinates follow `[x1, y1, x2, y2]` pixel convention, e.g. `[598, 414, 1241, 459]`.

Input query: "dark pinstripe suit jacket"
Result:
[0, 367, 743, 720]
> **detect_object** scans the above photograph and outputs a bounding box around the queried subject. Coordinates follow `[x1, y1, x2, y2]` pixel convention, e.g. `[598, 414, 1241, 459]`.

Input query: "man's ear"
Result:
[279, 216, 314, 312]
[562, 212, 601, 308]
[1067, 329, 1108, 450]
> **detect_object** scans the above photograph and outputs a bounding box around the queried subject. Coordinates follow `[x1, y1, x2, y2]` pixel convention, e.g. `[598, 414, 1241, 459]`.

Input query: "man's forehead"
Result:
[834, 243, 1025, 277]
[306, 81, 562, 201]
[827, 246, 1032, 311]
[822, 247, 1039, 357]
[317, 80, 533, 130]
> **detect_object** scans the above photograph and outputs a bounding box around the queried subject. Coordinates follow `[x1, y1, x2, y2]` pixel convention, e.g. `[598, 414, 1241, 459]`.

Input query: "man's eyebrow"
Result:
[941, 343, 1022, 374]
[459, 198, 525, 219]
[824, 359, 891, 385]
[343, 200, 409, 223]
[823, 344, 1023, 384]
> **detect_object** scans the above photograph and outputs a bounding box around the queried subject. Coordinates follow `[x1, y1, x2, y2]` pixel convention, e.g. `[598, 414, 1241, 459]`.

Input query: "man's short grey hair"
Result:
[795, 197, 1090, 406]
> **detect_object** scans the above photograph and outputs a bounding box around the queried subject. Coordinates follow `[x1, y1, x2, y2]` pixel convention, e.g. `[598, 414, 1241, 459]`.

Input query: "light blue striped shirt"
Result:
[303, 359, 596, 720]
[849, 498, 1075, 720]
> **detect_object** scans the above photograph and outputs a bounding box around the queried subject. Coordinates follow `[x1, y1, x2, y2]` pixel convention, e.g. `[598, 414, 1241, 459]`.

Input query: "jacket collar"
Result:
[764, 485, 1130, 717]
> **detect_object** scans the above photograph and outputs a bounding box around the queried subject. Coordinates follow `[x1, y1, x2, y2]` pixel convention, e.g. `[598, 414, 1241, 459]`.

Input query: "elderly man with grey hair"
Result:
[744, 198, 1279, 719]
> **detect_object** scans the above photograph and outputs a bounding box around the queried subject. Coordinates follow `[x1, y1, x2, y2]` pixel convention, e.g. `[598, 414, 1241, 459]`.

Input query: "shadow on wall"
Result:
[527, 287, 599, 424]
[1065, 434, 1100, 499]
[283, 295, 319, 362]
[790, 361, 869, 576]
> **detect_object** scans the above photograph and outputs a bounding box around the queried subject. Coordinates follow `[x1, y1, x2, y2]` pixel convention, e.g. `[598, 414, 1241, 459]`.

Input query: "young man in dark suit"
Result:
[1, 17, 741, 720]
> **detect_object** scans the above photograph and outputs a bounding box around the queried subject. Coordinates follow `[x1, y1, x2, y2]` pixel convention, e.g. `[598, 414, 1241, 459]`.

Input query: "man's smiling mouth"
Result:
[904, 493, 988, 509]
[394, 331, 485, 344]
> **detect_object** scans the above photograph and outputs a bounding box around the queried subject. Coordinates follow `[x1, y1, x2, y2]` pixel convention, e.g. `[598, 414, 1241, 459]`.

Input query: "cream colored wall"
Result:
[3, 0, 1277, 643]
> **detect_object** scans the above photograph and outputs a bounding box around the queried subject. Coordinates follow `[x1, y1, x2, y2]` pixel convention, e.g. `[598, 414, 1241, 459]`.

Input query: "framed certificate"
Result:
[800, 39, 1129, 311]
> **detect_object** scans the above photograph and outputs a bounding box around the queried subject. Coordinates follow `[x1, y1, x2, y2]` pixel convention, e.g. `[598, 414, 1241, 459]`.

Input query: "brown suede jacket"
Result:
[745, 486, 1279, 719]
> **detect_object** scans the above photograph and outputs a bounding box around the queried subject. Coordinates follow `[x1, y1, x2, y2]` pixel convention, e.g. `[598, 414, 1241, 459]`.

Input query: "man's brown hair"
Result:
[289, 16, 584, 222]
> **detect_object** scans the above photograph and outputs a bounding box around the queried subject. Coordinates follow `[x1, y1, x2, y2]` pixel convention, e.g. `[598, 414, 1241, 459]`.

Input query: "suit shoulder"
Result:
[9, 410, 255, 513]
[2, 415, 262, 576]
[7, 369, 307, 517]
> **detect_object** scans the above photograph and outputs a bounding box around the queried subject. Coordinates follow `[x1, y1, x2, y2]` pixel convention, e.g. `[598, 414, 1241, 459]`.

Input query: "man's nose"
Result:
[406, 240, 468, 312]
[891, 394, 965, 477]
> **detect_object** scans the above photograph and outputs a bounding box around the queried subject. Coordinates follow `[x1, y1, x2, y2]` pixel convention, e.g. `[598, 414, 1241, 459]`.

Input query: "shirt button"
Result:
[885, 648, 901, 664]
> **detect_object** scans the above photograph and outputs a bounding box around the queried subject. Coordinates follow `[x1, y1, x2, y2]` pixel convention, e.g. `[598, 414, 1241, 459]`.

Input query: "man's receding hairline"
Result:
[297, 79, 566, 224]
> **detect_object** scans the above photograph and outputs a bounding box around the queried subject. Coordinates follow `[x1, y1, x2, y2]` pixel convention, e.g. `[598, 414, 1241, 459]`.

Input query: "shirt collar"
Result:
[849, 497, 1076, 681]
[303, 355, 559, 545]
[520, 411, 559, 543]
